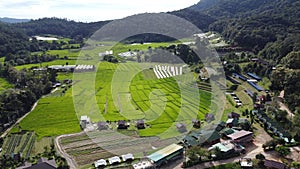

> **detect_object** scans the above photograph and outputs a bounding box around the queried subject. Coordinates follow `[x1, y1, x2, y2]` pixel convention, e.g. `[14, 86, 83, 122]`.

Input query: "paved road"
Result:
[54, 131, 85, 169]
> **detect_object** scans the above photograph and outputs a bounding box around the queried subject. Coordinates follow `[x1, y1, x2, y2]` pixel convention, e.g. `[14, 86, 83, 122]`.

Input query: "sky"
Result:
[0, 0, 200, 22]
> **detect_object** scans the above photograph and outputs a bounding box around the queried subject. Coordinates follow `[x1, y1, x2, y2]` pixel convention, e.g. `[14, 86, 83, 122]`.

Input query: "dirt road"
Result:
[278, 90, 294, 118]
[55, 131, 85, 169]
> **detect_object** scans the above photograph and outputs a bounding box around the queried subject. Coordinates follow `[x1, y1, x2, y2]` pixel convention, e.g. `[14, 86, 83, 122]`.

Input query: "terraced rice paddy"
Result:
[73, 62, 212, 138]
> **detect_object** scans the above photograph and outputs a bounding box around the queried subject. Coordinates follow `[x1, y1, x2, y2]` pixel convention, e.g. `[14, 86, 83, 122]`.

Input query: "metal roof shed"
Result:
[147, 144, 183, 164]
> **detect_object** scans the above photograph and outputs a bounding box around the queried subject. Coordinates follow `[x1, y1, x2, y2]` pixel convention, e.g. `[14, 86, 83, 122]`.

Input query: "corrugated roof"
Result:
[147, 144, 183, 163]
[264, 160, 286, 169]
[208, 141, 235, 152]
[227, 130, 252, 140]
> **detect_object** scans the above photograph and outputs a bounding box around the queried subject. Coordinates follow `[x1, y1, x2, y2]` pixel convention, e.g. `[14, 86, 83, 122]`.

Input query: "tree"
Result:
[263, 139, 278, 150]
[186, 146, 199, 162]
[275, 146, 291, 157]
[186, 146, 208, 163]
[256, 153, 265, 161]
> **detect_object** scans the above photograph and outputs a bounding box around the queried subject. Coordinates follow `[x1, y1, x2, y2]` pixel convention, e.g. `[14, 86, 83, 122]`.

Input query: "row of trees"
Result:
[4, 52, 58, 66]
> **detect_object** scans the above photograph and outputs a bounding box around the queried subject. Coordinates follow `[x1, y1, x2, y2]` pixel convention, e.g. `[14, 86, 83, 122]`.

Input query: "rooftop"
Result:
[208, 141, 235, 152]
[264, 159, 286, 169]
[94, 159, 107, 167]
[122, 153, 134, 161]
[108, 156, 121, 165]
[240, 158, 253, 167]
[227, 130, 253, 140]
[147, 144, 183, 163]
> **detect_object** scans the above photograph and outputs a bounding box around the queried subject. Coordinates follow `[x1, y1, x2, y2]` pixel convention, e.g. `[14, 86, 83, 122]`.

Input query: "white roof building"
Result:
[94, 159, 107, 167]
[122, 153, 134, 162]
[108, 156, 121, 165]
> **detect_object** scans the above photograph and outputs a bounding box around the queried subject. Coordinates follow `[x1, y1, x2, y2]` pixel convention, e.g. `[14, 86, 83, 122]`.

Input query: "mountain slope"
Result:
[0, 23, 29, 56]
[0, 17, 30, 23]
[15, 17, 110, 38]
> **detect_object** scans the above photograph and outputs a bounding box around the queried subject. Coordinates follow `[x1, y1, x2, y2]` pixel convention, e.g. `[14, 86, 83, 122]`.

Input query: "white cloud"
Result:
[0, 0, 199, 22]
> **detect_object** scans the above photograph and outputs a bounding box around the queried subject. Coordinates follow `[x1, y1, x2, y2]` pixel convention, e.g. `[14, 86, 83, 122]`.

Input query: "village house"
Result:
[226, 130, 253, 144]
[176, 123, 187, 133]
[97, 121, 108, 130]
[136, 120, 145, 129]
[117, 120, 129, 129]
[192, 119, 201, 128]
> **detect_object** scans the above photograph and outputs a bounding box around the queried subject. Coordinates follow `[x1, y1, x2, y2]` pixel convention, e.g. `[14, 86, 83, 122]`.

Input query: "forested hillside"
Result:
[0, 23, 29, 56]
[15, 17, 110, 39]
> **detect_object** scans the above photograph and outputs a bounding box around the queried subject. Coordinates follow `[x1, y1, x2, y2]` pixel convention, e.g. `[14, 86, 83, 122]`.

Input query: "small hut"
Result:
[192, 119, 201, 128]
[137, 120, 145, 129]
[118, 120, 129, 129]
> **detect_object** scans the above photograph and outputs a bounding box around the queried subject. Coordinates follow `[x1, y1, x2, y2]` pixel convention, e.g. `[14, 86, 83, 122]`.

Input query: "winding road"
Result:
[54, 131, 85, 169]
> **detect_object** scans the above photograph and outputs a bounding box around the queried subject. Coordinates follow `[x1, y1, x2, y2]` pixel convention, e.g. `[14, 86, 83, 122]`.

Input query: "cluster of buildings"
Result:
[79, 116, 145, 131]
[232, 72, 264, 92]
[153, 65, 183, 79]
[48, 64, 95, 72]
[182, 112, 253, 159]
[228, 92, 243, 107]
[94, 153, 134, 168]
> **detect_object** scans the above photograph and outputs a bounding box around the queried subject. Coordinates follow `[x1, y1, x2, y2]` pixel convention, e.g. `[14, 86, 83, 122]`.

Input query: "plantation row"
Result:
[2, 132, 35, 158]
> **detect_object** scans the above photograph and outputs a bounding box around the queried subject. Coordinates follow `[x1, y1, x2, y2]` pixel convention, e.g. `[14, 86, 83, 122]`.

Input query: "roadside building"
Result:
[147, 144, 183, 167]
[208, 141, 245, 156]
[264, 159, 287, 169]
[108, 156, 121, 165]
[94, 159, 107, 168]
[240, 158, 253, 168]
[227, 130, 253, 143]
[121, 153, 134, 162]
[17, 158, 57, 169]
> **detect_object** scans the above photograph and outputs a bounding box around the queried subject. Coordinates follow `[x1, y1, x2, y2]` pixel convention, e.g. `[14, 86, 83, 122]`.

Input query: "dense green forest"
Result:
[15, 17, 110, 39]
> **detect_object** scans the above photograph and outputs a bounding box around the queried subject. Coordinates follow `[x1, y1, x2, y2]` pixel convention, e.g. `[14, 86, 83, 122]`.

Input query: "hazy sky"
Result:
[0, 0, 199, 22]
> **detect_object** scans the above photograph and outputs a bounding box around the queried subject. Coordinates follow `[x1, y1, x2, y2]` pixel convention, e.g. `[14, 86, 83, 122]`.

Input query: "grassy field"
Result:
[19, 88, 81, 139]
[0, 77, 13, 92]
[72, 62, 212, 138]
[46, 49, 80, 59]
